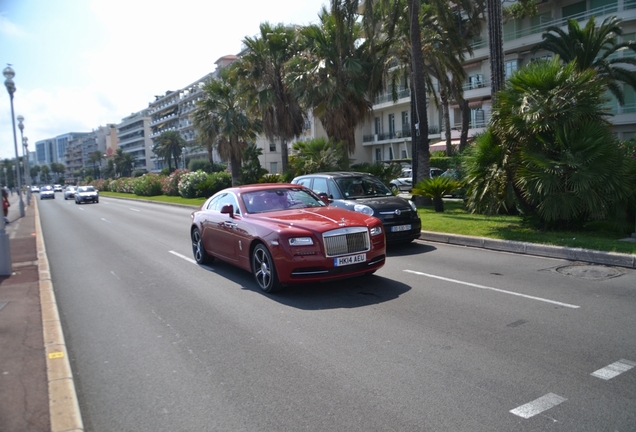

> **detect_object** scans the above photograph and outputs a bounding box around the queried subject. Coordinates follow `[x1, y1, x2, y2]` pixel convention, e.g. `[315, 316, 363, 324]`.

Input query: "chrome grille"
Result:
[323, 227, 370, 257]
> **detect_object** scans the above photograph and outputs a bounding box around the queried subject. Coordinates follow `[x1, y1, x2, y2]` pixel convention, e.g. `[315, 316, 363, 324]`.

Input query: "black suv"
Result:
[292, 172, 422, 244]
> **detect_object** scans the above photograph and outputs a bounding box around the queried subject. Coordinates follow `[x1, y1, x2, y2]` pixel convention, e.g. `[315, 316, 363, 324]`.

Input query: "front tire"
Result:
[390, 184, 399, 195]
[252, 243, 281, 293]
[191, 228, 213, 265]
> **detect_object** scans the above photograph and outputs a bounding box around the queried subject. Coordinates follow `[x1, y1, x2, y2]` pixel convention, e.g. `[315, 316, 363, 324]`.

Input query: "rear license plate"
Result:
[391, 224, 412, 232]
[334, 253, 367, 267]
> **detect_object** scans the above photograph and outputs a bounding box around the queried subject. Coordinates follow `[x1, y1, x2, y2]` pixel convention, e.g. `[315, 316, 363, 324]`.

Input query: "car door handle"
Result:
[223, 221, 237, 228]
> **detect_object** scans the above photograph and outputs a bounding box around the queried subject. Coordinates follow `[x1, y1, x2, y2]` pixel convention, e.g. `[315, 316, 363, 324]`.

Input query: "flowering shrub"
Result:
[132, 173, 163, 196]
[91, 179, 109, 191]
[162, 169, 188, 196]
[110, 177, 135, 193]
[178, 170, 209, 198]
[178, 170, 232, 198]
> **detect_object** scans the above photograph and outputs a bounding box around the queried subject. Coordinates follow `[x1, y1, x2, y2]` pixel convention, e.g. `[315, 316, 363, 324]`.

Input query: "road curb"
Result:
[419, 231, 636, 269]
[35, 199, 84, 431]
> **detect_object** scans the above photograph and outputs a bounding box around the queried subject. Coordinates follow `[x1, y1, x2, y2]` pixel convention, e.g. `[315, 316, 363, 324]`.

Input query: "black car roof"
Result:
[296, 172, 374, 179]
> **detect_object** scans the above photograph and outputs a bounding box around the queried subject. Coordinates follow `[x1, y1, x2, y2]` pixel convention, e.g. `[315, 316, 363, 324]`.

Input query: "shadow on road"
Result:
[199, 260, 411, 310]
[387, 240, 436, 257]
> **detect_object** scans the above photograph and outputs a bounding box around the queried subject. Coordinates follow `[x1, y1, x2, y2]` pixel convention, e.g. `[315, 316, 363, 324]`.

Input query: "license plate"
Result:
[391, 224, 412, 232]
[334, 253, 367, 267]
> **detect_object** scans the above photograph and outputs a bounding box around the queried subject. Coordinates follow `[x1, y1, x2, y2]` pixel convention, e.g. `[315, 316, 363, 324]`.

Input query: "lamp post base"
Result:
[0, 227, 11, 275]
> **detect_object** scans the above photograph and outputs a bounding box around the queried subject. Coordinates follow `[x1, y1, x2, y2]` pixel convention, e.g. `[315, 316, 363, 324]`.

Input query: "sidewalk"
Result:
[0, 193, 83, 432]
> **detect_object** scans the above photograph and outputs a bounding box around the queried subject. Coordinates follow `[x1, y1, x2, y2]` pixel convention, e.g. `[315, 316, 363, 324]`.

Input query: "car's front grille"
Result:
[323, 227, 370, 257]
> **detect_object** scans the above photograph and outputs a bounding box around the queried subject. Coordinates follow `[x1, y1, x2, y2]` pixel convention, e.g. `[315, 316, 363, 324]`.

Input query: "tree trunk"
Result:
[280, 138, 288, 175]
[441, 90, 452, 156]
[460, 99, 470, 152]
[408, 0, 432, 207]
[487, 0, 505, 100]
[230, 156, 241, 186]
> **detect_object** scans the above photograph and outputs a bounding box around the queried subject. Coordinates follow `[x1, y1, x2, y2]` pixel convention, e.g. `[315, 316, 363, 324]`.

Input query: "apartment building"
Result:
[359, 0, 636, 165]
[117, 110, 154, 172]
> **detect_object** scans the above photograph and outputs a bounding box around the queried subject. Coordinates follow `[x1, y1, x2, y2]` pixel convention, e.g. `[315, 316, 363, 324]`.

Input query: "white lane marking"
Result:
[78, 207, 84, 211]
[404, 270, 580, 309]
[101, 218, 111, 223]
[129, 208, 140, 212]
[591, 359, 636, 380]
[510, 393, 567, 419]
[170, 250, 196, 265]
[110, 271, 121, 280]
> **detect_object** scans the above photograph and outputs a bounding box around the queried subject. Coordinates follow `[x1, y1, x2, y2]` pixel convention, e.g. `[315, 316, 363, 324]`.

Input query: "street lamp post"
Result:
[3, 65, 24, 217]
[23, 136, 31, 204]
[17, 115, 31, 205]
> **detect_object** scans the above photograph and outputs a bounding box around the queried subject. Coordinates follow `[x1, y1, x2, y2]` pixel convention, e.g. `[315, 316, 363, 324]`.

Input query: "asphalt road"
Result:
[38, 195, 636, 431]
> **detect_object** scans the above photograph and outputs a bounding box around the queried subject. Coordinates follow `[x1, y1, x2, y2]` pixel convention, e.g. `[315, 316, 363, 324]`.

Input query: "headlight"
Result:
[408, 200, 417, 212]
[370, 226, 383, 236]
[289, 237, 314, 246]
[354, 204, 374, 215]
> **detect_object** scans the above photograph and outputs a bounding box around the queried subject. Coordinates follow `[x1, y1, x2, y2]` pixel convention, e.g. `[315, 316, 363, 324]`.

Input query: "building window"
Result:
[375, 148, 381, 162]
[270, 162, 278, 173]
[505, 60, 519, 78]
[388, 114, 395, 136]
[374, 117, 381, 135]
[401, 111, 409, 126]
[269, 141, 276, 152]
[469, 74, 484, 89]
[562, 1, 586, 19]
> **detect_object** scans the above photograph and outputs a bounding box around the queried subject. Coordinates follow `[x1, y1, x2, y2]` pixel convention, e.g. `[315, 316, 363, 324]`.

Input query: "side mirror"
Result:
[220, 204, 235, 217]
[317, 192, 330, 205]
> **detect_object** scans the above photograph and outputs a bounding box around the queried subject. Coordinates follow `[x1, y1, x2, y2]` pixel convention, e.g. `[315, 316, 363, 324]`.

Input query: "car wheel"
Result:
[252, 243, 281, 293]
[95, 198, 99, 203]
[390, 184, 399, 195]
[191, 228, 213, 265]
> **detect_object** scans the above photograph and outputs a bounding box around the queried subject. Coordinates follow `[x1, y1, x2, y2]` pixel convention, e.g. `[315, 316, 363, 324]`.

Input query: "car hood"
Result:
[341, 195, 413, 211]
[78, 191, 97, 195]
[249, 206, 379, 232]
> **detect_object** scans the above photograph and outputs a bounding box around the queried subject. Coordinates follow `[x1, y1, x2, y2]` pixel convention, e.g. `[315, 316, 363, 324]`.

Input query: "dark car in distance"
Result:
[191, 184, 386, 293]
[292, 172, 422, 244]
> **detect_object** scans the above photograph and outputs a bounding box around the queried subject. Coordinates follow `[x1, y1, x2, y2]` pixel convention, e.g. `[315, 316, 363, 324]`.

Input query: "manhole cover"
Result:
[556, 264, 622, 280]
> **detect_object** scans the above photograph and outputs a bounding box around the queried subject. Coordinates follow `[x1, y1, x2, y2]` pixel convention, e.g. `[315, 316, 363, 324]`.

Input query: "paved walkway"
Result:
[0, 192, 82, 432]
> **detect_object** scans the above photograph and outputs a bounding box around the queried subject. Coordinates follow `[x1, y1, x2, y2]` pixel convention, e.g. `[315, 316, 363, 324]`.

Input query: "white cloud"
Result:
[0, 0, 327, 161]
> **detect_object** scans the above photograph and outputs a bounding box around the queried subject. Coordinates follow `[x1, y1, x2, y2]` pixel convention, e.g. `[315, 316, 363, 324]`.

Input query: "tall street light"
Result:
[17, 115, 31, 205]
[3, 65, 24, 217]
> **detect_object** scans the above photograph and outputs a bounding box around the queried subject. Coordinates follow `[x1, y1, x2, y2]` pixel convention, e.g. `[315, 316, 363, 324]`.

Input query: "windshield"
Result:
[336, 177, 393, 198]
[243, 188, 326, 213]
[79, 186, 95, 192]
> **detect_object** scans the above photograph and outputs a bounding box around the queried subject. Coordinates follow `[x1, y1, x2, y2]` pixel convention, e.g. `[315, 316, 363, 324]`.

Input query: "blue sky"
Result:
[0, 0, 327, 160]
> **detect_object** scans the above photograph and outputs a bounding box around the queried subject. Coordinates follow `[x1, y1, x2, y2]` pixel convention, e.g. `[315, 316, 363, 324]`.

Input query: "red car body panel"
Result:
[191, 184, 386, 285]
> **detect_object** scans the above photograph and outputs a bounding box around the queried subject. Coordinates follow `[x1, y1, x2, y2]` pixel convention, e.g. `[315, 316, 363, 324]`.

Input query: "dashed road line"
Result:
[591, 359, 636, 380]
[170, 250, 196, 265]
[129, 208, 140, 212]
[510, 393, 567, 419]
[404, 269, 580, 309]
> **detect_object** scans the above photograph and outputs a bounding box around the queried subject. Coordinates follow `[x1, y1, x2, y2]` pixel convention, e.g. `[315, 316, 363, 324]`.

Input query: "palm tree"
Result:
[154, 131, 186, 172]
[534, 16, 636, 105]
[287, 0, 393, 168]
[466, 58, 632, 228]
[290, 138, 349, 175]
[114, 148, 135, 178]
[194, 68, 261, 186]
[88, 151, 104, 179]
[236, 22, 305, 175]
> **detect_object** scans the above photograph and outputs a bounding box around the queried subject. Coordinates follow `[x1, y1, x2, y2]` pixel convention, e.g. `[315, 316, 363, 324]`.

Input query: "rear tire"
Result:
[390, 184, 399, 195]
